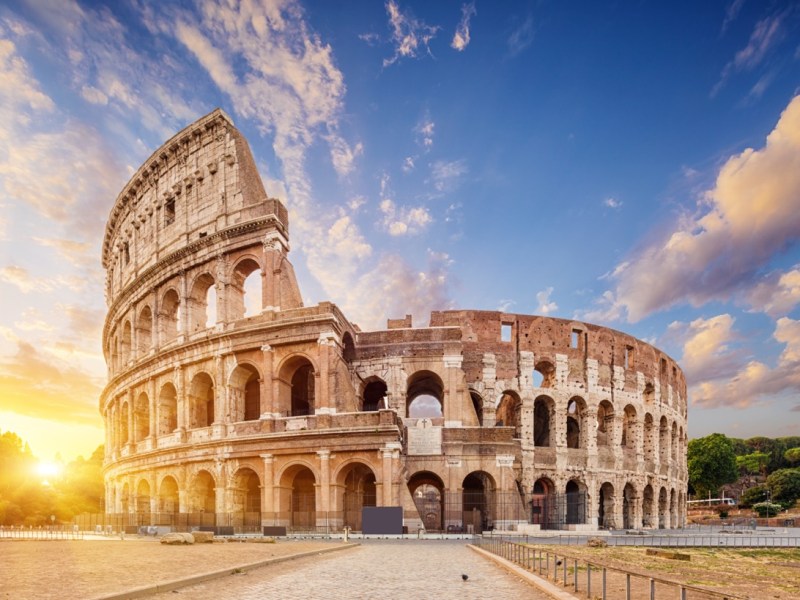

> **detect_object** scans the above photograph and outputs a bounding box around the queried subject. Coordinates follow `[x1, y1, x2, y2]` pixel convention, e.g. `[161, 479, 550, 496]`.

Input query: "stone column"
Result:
[316, 334, 334, 413]
[317, 450, 331, 513]
[127, 389, 135, 448]
[260, 345, 274, 416]
[382, 448, 394, 506]
[261, 454, 275, 516]
[148, 377, 157, 443]
[174, 366, 186, 433]
[443, 354, 463, 424]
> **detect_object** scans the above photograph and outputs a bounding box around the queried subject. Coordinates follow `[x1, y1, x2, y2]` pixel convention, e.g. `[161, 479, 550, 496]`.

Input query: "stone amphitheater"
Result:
[100, 109, 687, 534]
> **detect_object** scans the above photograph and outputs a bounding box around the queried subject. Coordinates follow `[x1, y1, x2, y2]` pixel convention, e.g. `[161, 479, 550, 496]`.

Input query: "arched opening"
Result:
[133, 392, 150, 442]
[670, 488, 678, 528]
[532, 360, 555, 388]
[408, 471, 445, 532]
[470, 391, 484, 426]
[643, 382, 655, 404]
[230, 258, 262, 319]
[120, 401, 130, 446]
[136, 306, 152, 355]
[642, 484, 655, 528]
[566, 396, 587, 449]
[121, 482, 130, 513]
[406, 370, 444, 418]
[232, 468, 261, 532]
[160, 288, 181, 342]
[188, 273, 216, 332]
[659, 416, 669, 463]
[597, 400, 614, 447]
[136, 480, 151, 522]
[463, 472, 495, 532]
[531, 478, 556, 529]
[623, 482, 636, 529]
[230, 363, 261, 422]
[534, 396, 554, 447]
[496, 391, 522, 437]
[188, 372, 215, 428]
[342, 332, 356, 363]
[566, 479, 587, 525]
[598, 482, 615, 529]
[362, 378, 387, 412]
[291, 364, 315, 416]
[121, 320, 132, 366]
[340, 463, 377, 531]
[658, 487, 668, 528]
[621, 404, 637, 451]
[287, 466, 316, 530]
[109, 333, 119, 372]
[158, 476, 179, 517]
[157, 383, 178, 435]
[189, 470, 216, 527]
[643, 413, 656, 462]
[671, 421, 678, 462]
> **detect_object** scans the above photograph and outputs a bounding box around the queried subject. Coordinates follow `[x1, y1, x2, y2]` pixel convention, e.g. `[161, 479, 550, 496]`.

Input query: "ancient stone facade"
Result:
[100, 109, 688, 533]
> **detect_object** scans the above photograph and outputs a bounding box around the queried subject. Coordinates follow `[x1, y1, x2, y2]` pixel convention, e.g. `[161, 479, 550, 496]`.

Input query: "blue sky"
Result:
[1, 0, 799, 461]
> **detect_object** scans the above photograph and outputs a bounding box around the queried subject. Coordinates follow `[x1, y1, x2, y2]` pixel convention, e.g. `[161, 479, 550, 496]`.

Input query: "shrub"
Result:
[740, 485, 767, 508]
[752, 502, 783, 518]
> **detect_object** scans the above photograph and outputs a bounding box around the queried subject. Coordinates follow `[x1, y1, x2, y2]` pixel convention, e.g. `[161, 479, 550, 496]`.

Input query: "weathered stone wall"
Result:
[101, 110, 688, 533]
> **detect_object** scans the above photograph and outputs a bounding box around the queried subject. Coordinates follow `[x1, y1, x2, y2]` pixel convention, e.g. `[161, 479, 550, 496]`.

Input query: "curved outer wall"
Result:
[100, 110, 687, 533]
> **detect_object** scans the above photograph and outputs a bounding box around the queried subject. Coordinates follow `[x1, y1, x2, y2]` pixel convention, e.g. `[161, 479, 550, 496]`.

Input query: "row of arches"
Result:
[108, 257, 264, 372]
[493, 391, 685, 463]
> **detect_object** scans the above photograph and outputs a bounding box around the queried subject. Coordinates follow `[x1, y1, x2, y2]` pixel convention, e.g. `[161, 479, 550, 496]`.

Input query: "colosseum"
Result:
[100, 109, 688, 535]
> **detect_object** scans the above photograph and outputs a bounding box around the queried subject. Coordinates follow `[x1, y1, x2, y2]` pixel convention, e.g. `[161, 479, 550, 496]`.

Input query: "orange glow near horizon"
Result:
[1, 411, 104, 463]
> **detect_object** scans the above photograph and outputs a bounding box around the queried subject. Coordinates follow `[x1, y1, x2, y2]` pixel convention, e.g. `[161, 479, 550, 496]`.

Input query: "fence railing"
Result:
[476, 537, 745, 600]
[0, 526, 84, 540]
[486, 532, 800, 548]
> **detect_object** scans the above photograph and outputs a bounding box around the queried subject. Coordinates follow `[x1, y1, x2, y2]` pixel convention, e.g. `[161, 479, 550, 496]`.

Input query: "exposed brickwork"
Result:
[101, 111, 687, 534]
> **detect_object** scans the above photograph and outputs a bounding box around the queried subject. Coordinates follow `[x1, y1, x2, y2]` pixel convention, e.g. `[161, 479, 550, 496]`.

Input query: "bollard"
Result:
[563, 555, 567, 584]
[546, 552, 549, 578]
[602, 567, 607, 600]
[649, 577, 655, 600]
[573, 559, 578, 591]
[626, 573, 630, 600]
[680, 586, 687, 600]
[587, 564, 591, 598]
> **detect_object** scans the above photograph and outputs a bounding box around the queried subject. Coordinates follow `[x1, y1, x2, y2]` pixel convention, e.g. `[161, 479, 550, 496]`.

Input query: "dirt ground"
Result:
[0, 537, 341, 600]
[523, 544, 800, 599]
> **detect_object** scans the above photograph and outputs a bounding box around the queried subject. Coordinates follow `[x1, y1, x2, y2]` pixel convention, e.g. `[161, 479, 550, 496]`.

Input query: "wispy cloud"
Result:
[746, 267, 800, 317]
[535, 287, 558, 315]
[430, 159, 468, 193]
[721, 0, 746, 35]
[596, 94, 800, 322]
[712, 12, 785, 97]
[379, 199, 432, 236]
[451, 2, 476, 52]
[383, 0, 440, 67]
[603, 197, 623, 209]
[415, 117, 435, 149]
[507, 15, 534, 57]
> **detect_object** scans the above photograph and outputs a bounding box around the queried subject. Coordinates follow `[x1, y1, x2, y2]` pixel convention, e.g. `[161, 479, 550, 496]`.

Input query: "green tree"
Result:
[766, 468, 800, 509]
[785, 447, 800, 465]
[736, 452, 770, 476]
[688, 433, 739, 498]
[740, 485, 768, 508]
[745, 437, 788, 472]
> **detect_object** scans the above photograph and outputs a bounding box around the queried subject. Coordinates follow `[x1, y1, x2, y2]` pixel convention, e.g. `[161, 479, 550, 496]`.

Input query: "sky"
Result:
[1, 0, 800, 462]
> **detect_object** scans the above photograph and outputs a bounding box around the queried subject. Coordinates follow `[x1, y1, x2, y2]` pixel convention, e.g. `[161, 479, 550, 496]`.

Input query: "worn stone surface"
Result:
[191, 531, 214, 543]
[101, 110, 687, 534]
[161, 532, 194, 545]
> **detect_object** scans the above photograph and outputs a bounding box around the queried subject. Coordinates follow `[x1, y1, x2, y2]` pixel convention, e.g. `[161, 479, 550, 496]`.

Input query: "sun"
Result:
[36, 461, 62, 478]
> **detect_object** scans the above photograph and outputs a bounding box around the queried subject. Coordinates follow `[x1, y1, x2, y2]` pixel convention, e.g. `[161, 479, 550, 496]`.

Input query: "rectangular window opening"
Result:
[164, 198, 176, 226]
[571, 329, 580, 349]
[660, 357, 667, 375]
[625, 345, 634, 370]
[501, 323, 512, 343]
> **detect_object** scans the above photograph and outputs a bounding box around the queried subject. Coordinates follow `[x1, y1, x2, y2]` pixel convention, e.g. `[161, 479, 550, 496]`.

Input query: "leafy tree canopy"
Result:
[688, 433, 738, 498]
[766, 468, 800, 509]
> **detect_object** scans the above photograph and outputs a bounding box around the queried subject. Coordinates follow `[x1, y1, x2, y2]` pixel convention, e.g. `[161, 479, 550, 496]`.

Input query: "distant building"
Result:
[100, 109, 688, 533]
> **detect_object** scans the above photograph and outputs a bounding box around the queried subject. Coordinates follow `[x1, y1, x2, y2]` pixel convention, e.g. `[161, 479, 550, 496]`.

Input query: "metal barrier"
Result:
[0, 526, 84, 540]
[476, 537, 746, 599]
[488, 532, 800, 548]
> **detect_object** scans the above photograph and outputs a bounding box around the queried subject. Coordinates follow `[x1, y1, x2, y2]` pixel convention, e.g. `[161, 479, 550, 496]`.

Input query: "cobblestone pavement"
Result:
[153, 540, 552, 600]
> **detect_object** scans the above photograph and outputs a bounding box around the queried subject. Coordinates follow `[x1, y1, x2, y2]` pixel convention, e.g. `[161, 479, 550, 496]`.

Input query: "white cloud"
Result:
[430, 159, 468, 193]
[402, 156, 416, 173]
[746, 267, 800, 317]
[689, 316, 800, 409]
[535, 287, 558, 315]
[79, 84, 108, 105]
[721, 0, 746, 34]
[0, 266, 52, 293]
[415, 118, 435, 149]
[497, 299, 516, 313]
[451, 2, 476, 52]
[383, 0, 440, 67]
[599, 95, 800, 322]
[603, 197, 622, 209]
[712, 12, 785, 96]
[668, 314, 744, 384]
[507, 15, 534, 57]
[379, 199, 432, 236]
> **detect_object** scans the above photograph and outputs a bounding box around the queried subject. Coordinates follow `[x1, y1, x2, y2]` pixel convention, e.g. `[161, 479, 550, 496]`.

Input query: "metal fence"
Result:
[486, 532, 800, 548]
[0, 526, 84, 540]
[477, 537, 746, 600]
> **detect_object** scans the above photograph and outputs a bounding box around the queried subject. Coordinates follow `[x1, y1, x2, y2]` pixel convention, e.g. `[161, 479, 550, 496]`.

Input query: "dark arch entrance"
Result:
[462, 472, 495, 533]
[565, 480, 587, 525]
[408, 471, 444, 532]
[531, 478, 556, 529]
[341, 463, 377, 531]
